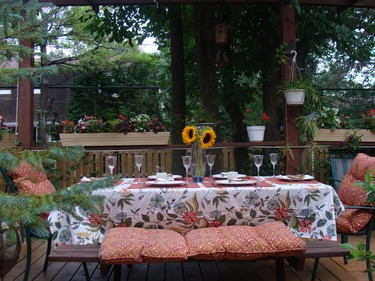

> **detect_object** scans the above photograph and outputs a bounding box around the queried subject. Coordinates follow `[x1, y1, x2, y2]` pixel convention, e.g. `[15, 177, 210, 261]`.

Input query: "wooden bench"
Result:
[47, 239, 350, 281]
[48, 244, 100, 281]
[289, 240, 351, 281]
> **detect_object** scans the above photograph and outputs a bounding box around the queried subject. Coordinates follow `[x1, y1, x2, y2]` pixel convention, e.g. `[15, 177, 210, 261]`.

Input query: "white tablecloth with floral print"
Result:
[48, 177, 345, 246]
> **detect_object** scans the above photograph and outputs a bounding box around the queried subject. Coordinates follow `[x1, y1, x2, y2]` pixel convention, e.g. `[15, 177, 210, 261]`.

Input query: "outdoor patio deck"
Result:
[4, 235, 373, 281]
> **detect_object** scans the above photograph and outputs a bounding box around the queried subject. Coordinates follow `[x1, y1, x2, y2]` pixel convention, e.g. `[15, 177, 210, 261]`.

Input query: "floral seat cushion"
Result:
[336, 153, 375, 233]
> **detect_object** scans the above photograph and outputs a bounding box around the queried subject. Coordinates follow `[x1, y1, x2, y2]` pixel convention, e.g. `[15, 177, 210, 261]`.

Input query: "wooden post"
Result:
[281, 2, 299, 174]
[18, 38, 35, 148]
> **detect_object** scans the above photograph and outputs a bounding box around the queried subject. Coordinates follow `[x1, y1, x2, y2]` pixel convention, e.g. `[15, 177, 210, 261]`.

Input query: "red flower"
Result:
[209, 221, 222, 227]
[183, 211, 197, 224]
[88, 213, 104, 226]
[261, 112, 271, 123]
[275, 208, 288, 221]
[299, 219, 312, 233]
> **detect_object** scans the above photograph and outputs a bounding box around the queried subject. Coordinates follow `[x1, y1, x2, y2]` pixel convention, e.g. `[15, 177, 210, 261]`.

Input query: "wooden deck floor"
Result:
[3, 235, 374, 281]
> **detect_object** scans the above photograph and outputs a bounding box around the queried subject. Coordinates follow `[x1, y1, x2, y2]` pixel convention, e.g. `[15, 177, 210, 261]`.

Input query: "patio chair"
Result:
[329, 150, 354, 191]
[335, 153, 375, 281]
[0, 166, 52, 281]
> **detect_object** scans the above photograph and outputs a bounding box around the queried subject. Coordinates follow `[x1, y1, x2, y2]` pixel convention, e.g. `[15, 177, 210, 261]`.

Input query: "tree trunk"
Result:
[193, 4, 222, 172]
[168, 5, 186, 175]
[260, 8, 284, 142]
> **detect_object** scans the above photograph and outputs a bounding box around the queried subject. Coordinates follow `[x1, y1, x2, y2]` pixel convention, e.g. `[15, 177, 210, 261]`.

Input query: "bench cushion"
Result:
[99, 227, 189, 264]
[185, 222, 306, 260]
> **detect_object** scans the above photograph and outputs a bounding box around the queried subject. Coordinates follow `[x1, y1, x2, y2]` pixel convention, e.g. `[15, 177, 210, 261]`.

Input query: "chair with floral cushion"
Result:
[0, 164, 53, 281]
[335, 153, 375, 281]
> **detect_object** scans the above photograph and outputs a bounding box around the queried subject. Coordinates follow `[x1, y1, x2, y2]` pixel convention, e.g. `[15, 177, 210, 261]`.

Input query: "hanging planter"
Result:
[284, 89, 306, 105]
[246, 126, 265, 142]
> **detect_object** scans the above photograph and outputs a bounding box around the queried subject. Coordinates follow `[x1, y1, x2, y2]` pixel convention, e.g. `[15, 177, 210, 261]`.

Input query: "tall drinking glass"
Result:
[270, 153, 278, 177]
[181, 155, 192, 186]
[206, 154, 216, 183]
[134, 154, 143, 183]
[106, 155, 117, 175]
[253, 155, 264, 182]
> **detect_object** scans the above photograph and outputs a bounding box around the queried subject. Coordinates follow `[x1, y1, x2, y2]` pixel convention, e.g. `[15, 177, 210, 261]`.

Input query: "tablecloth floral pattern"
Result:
[48, 177, 345, 246]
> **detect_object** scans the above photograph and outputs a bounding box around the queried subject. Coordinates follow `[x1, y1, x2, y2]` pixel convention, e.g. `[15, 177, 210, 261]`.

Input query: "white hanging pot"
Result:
[284, 89, 306, 106]
[246, 126, 265, 142]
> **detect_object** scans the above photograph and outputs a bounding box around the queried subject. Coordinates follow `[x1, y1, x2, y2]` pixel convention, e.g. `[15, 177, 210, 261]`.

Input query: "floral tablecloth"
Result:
[48, 177, 345, 246]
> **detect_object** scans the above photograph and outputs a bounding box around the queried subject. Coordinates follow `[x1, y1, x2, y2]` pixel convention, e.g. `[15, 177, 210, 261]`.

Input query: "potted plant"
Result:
[243, 105, 271, 142]
[59, 114, 170, 146]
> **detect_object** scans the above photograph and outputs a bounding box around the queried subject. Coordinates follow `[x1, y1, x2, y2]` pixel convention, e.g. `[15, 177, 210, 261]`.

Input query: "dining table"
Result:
[48, 174, 345, 246]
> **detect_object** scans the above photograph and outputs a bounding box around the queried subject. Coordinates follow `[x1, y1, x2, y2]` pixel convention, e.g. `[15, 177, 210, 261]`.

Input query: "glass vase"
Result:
[191, 142, 206, 183]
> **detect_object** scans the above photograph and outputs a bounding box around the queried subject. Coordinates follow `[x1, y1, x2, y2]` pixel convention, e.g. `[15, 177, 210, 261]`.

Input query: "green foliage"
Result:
[342, 241, 375, 272]
[0, 0, 60, 83]
[0, 175, 121, 237]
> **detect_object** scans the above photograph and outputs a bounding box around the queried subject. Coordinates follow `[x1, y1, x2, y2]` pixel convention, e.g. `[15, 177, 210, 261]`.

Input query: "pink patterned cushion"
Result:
[12, 161, 55, 195]
[336, 153, 375, 233]
[184, 227, 225, 260]
[99, 227, 146, 264]
[185, 222, 306, 261]
[99, 227, 189, 264]
[336, 209, 373, 234]
[142, 229, 189, 262]
[338, 153, 375, 206]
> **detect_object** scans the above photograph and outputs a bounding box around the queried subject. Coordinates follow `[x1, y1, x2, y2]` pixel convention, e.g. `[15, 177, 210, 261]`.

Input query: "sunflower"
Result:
[182, 125, 197, 145]
[199, 128, 216, 148]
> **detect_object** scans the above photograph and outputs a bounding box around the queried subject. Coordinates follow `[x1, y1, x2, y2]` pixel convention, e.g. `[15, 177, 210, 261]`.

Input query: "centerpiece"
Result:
[182, 124, 216, 182]
[243, 107, 271, 142]
[59, 114, 170, 147]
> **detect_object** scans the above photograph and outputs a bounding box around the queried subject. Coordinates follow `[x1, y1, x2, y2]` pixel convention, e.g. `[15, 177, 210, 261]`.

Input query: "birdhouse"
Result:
[215, 22, 228, 45]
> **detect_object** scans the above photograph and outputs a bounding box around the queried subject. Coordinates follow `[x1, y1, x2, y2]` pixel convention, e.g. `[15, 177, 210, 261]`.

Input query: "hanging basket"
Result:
[284, 89, 306, 106]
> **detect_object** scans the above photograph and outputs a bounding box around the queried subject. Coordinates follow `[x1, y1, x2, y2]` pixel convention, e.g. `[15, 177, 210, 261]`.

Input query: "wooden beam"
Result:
[38, 0, 375, 7]
[18, 39, 35, 148]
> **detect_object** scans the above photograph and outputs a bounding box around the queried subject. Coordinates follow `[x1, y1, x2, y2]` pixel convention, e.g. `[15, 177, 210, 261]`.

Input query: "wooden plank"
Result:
[199, 261, 222, 281]
[165, 262, 184, 281]
[182, 262, 203, 281]
[147, 263, 165, 281]
[128, 263, 149, 281]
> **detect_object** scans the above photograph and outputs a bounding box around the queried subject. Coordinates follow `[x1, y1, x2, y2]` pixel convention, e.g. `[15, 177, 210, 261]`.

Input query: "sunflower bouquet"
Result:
[182, 125, 216, 182]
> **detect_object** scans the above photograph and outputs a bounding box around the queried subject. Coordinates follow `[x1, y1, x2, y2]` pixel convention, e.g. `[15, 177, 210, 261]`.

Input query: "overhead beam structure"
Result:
[38, 0, 375, 7]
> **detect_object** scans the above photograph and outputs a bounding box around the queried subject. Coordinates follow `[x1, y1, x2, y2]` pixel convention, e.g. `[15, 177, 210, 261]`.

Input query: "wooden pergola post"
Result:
[281, 1, 299, 174]
[18, 39, 35, 148]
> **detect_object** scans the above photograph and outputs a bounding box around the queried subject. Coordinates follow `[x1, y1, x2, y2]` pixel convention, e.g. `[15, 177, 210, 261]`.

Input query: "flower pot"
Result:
[284, 89, 306, 106]
[59, 132, 170, 147]
[246, 126, 265, 142]
[314, 129, 375, 142]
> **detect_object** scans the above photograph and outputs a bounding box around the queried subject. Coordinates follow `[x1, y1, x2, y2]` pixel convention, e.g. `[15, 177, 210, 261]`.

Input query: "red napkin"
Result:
[267, 177, 319, 185]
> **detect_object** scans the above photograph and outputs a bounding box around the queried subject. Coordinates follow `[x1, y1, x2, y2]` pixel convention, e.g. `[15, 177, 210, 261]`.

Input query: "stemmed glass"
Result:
[106, 155, 117, 175]
[270, 153, 278, 177]
[253, 155, 264, 182]
[134, 154, 143, 183]
[181, 155, 192, 186]
[206, 154, 216, 183]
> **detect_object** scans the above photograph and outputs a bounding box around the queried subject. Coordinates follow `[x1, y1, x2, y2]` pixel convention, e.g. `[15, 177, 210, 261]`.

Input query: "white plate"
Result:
[147, 175, 183, 180]
[215, 179, 257, 186]
[145, 180, 186, 187]
[212, 173, 247, 180]
[278, 175, 314, 181]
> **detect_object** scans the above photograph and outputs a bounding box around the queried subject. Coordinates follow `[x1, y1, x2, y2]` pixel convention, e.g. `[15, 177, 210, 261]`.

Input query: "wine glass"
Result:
[106, 155, 117, 175]
[270, 153, 278, 177]
[181, 155, 192, 186]
[134, 154, 143, 183]
[206, 154, 216, 183]
[253, 155, 264, 182]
